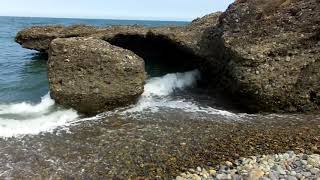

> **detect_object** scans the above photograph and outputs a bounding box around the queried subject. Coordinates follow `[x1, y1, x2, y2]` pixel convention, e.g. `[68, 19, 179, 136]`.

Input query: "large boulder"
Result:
[200, 0, 320, 112]
[48, 37, 145, 115]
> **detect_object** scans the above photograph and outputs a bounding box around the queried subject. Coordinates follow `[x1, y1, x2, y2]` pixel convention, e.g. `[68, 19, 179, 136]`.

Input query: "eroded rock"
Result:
[48, 37, 145, 115]
[201, 0, 320, 112]
[15, 13, 222, 56]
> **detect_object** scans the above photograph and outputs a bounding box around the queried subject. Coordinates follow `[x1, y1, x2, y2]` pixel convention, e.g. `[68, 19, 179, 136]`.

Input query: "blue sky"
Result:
[0, 0, 234, 21]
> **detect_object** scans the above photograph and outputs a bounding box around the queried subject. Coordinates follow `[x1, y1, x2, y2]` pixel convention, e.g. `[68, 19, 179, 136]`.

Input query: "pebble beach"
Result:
[177, 152, 320, 180]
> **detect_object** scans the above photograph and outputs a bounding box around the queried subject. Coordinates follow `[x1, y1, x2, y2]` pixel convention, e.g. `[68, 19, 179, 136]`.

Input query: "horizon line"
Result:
[0, 15, 195, 22]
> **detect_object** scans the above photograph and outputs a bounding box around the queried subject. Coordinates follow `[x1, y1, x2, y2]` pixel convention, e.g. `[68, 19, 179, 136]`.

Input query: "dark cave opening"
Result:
[106, 32, 202, 77]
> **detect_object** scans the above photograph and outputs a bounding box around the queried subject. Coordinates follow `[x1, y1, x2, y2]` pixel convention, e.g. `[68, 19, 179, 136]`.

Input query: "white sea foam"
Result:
[143, 70, 201, 97]
[0, 94, 79, 138]
[0, 94, 54, 115]
[122, 70, 240, 119]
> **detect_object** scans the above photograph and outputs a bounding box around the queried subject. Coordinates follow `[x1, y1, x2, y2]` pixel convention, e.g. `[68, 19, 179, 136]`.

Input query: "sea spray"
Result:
[0, 94, 79, 138]
[143, 69, 201, 97]
[122, 70, 239, 119]
[124, 70, 201, 113]
[0, 94, 54, 115]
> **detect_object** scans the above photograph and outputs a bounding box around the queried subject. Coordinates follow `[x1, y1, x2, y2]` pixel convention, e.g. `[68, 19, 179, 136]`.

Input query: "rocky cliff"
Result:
[200, 0, 320, 112]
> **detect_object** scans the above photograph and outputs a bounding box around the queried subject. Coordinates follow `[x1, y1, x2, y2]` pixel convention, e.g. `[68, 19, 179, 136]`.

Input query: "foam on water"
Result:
[143, 70, 201, 97]
[0, 70, 240, 138]
[122, 70, 239, 119]
[0, 94, 79, 138]
[0, 94, 54, 115]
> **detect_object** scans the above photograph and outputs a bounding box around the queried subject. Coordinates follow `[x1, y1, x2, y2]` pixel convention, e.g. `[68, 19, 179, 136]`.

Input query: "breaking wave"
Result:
[122, 70, 239, 118]
[0, 94, 79, 138]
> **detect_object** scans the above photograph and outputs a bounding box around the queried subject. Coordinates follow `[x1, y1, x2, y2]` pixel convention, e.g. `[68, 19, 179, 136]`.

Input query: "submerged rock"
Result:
[48, 37, 145, 115]
[201, 0, 320, 112]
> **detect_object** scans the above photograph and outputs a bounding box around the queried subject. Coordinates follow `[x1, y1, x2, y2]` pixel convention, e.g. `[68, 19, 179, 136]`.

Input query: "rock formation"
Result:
[15, 12, 222, 55]
[15, 13, 222, 78]
[200, 0, 320, 112]
[15, 13, 221, 115]
[48, 37, 145, 115]
[15, 1, 320, 113]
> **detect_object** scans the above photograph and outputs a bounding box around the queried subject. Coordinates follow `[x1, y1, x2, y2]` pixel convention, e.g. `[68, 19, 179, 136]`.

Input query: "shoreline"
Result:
[0, 114, 319, 178]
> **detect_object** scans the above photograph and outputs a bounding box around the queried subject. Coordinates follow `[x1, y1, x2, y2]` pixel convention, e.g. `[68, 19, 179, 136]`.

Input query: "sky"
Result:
[0, 0, 234, 21]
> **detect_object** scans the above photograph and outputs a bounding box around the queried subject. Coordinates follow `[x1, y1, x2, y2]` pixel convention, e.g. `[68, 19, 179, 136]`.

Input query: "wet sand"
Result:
[0, 114, 319, 179]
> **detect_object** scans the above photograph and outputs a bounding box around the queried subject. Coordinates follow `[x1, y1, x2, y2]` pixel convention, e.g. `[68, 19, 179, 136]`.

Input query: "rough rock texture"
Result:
[200, 0, 320, 112]
[15, 25, 101, 52]
[48, 37, 145, 115]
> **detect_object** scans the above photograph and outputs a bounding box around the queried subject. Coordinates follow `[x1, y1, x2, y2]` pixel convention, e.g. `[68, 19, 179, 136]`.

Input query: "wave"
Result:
[0, 69, 240, 138]
[122, 70, 240, 119]
[0, 94, 79, 138]
[0, 94, 54, 115]
[143, 70, 201, 97]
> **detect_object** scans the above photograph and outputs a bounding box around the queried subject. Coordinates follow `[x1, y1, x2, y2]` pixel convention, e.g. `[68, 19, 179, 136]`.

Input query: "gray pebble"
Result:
[287, 176, 297, 180]
[310, 168, 319, 174]
[302, 171, 312, 177]
[269, 171, 279, 180]
[216, 173, 231, 180]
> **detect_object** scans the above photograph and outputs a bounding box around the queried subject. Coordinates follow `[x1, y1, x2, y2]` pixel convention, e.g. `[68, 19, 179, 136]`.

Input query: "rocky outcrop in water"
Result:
[14, 13, 222, 115]
[48, 37, 145, 115]
[15, 13, 222, 81]
[15, 12, 222, 55]
[16, 2, 320, 113]
[201, 0, 320, 112]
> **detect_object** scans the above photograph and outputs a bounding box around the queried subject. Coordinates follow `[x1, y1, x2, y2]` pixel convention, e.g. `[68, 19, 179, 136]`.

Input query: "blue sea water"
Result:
[0, 16, 188, 104]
